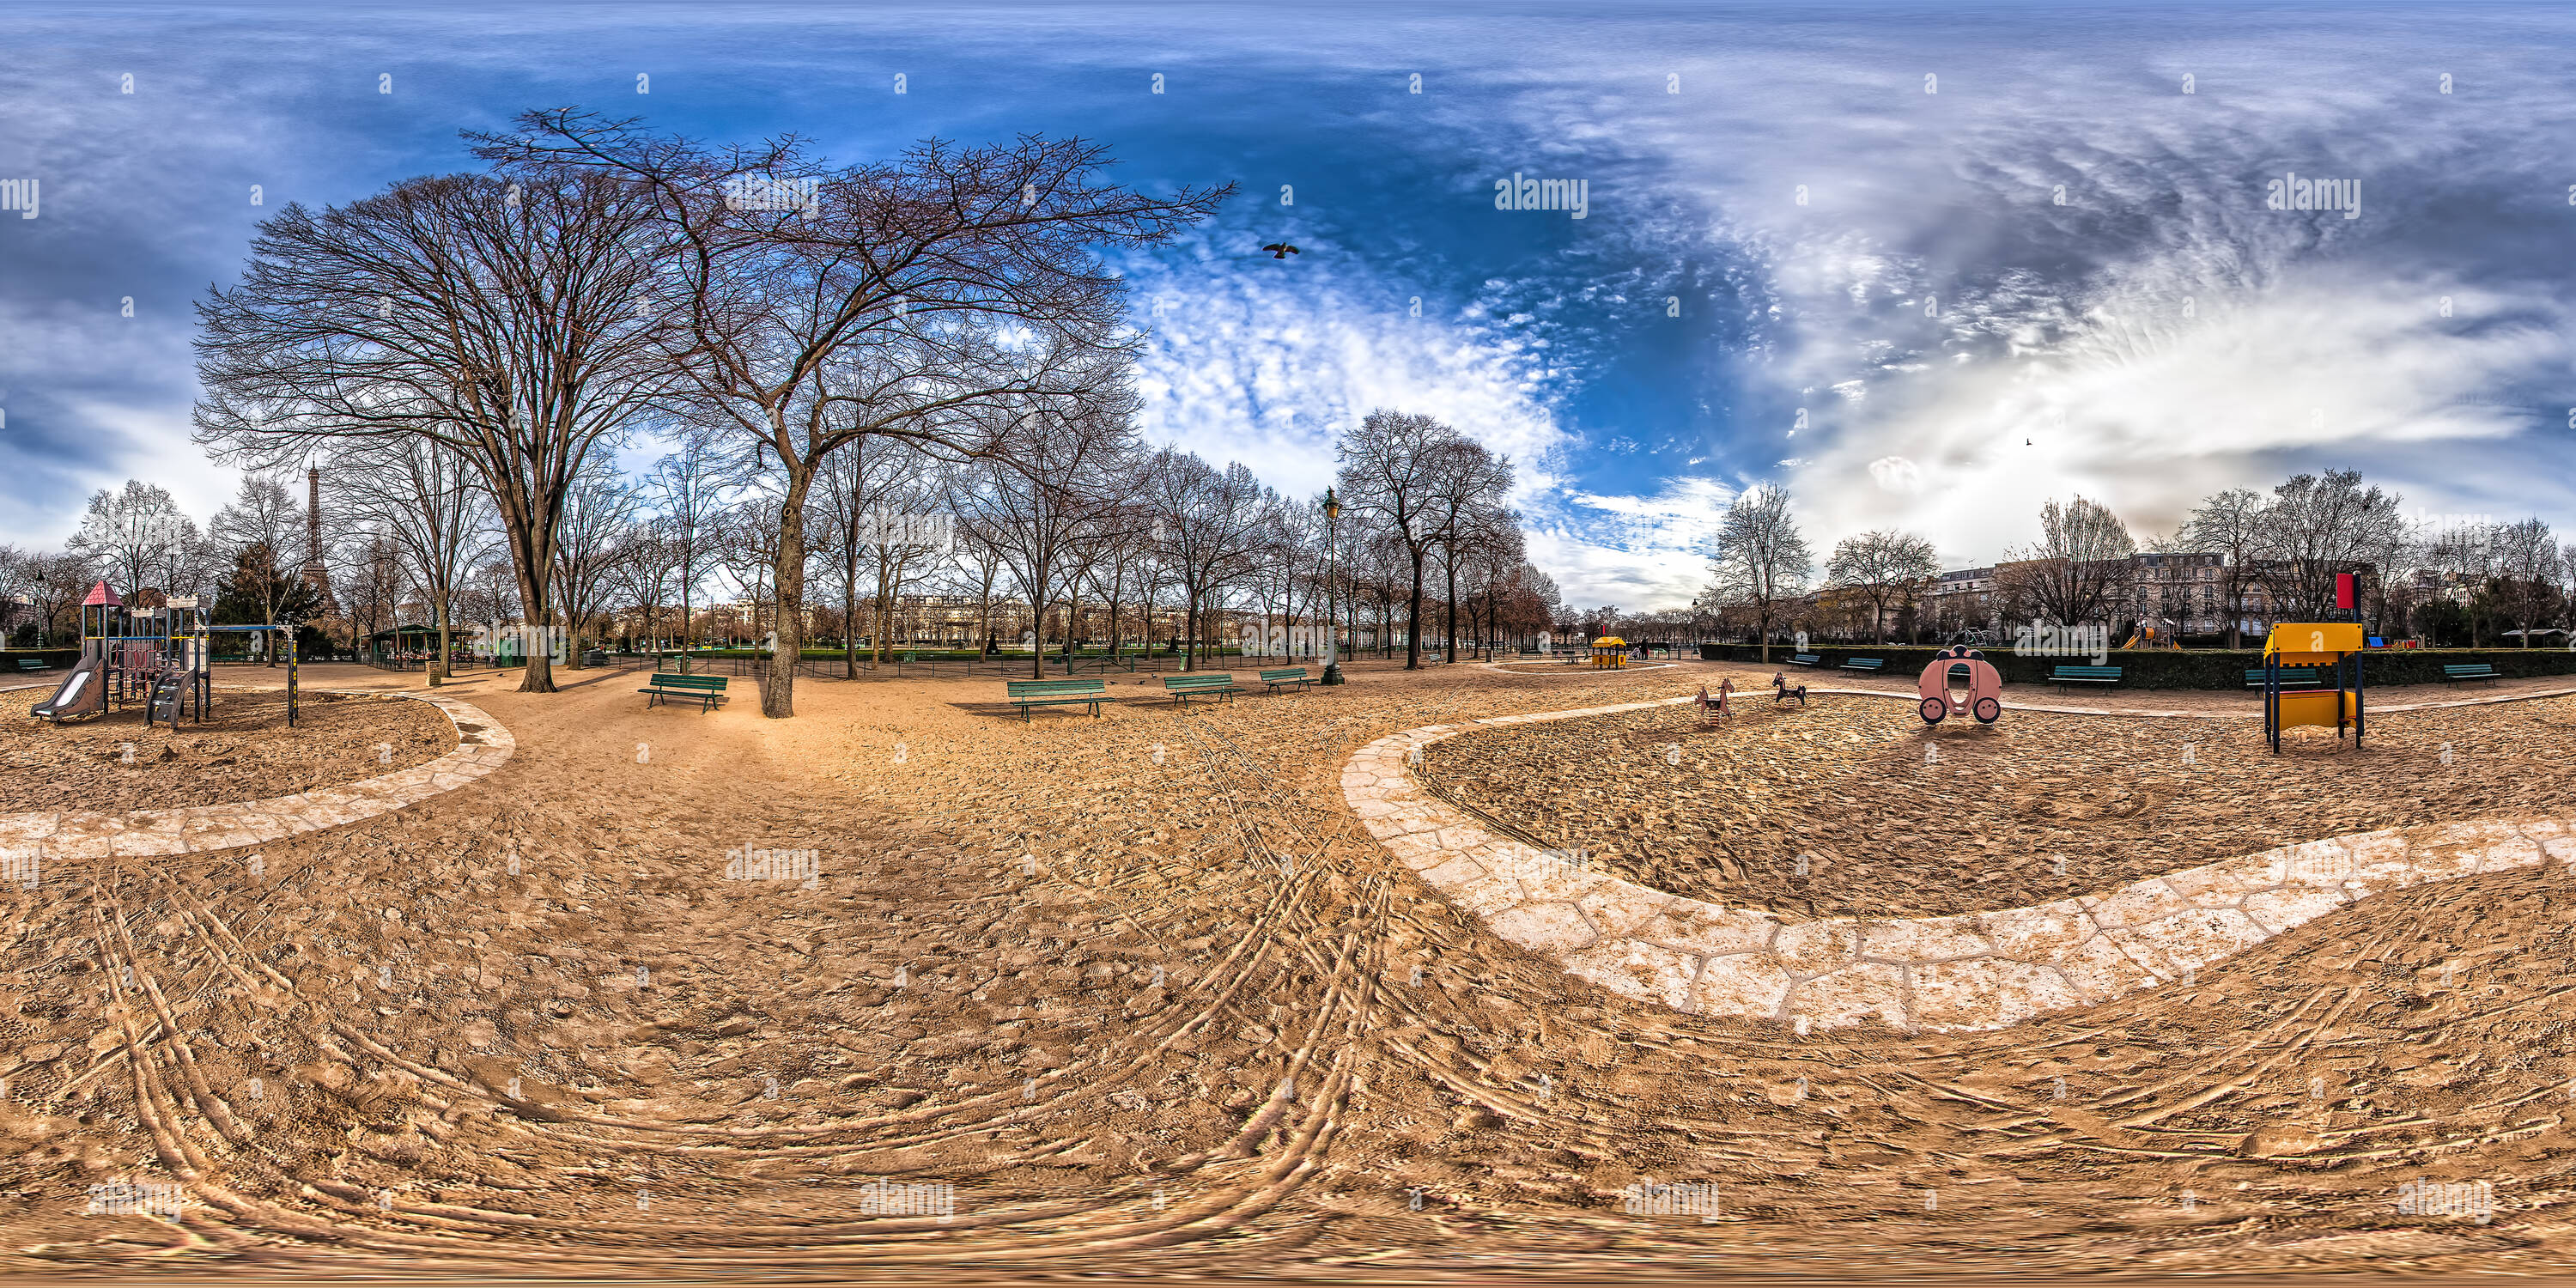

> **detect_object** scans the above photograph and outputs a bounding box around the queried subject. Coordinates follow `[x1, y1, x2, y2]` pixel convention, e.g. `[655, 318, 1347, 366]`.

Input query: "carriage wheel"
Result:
[1973, 696, 2001, 724]
[1918, 697, 1947, 724]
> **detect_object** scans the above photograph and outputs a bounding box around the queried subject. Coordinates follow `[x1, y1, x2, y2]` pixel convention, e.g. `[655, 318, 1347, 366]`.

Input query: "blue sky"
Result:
[5, 0, 2575, 609]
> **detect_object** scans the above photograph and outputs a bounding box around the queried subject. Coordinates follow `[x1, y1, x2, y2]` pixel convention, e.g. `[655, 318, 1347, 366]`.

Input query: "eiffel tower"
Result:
[301, 465, 340, 617]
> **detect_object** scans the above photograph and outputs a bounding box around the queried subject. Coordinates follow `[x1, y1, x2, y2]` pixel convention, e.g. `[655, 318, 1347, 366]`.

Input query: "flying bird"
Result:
[1261, 242, 1299, 259]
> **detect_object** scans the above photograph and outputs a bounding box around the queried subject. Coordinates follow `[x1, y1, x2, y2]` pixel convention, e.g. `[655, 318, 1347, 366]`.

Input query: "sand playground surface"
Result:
[5, 656, 2576, 1279]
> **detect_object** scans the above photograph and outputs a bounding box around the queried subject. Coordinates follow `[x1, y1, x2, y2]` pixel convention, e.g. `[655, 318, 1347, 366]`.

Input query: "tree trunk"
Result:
[1405, 548, 1426, 670]
[1442, 551, 1459, 665]
[761, 467, 816, 720]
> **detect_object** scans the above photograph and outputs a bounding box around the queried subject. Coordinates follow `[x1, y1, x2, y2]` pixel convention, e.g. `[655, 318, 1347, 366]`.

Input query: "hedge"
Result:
[1695, 642, 2576, 690]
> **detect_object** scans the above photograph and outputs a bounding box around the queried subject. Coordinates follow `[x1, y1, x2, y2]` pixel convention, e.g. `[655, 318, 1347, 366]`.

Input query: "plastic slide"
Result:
[29, 650, 106, 720]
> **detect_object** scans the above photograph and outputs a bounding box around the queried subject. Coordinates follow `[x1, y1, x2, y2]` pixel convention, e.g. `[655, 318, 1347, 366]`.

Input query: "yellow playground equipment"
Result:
[2120, 619, 2183, 649]
[1589, 636, 1628, 669]
[2261, 622, 2366, 754]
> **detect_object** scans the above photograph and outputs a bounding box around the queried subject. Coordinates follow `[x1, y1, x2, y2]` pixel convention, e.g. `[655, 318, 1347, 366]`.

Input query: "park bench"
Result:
[640, 672, 729, 711]
[2245, 667, 2326, 689]
[12, 659, 47, 672]
[2050, 665, 2123, 688]
[1006, 677, 1107, 721]
[1785, 653, 1822, 667]
[1162, 672, 1241, 707]
[1260, 667, 1316, 695]
[2441, 664, 2500, 685]
[1839, 658, 1886, 674]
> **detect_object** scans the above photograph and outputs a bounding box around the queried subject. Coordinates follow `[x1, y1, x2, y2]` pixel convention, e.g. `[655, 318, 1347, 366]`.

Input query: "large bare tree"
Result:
[193, 168, 673, 692]
[474, 110, 1228, 717]
[1703, 484, 1813, 662]
[333, 438, 494, 682]
[1825, 528, 1940, 645]
[2000, 495, 2136, 630]
[1337, 410, 1466, 671]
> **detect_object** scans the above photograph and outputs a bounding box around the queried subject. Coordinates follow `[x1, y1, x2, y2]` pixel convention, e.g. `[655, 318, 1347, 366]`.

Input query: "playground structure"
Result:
[2261, 622, 2366, 755]
[1589, 636, 1627, 669]
[2119, 619, 2183, 650]
[1916, 645, 2004, 726]
[27, 580, 300, 728]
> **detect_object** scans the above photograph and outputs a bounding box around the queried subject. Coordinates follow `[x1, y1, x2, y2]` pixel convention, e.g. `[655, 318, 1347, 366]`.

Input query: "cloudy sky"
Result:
[4, 0, 2574, 609]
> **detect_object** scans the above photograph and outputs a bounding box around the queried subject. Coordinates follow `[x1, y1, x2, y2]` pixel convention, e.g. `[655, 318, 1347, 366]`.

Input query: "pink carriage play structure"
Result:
[1917, 645, 2003, 726]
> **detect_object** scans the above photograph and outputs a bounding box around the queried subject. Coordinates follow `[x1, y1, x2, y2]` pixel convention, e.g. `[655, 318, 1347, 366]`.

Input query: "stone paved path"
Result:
[0, 690, 510, 862]
[1349, 692, 2576, 1031]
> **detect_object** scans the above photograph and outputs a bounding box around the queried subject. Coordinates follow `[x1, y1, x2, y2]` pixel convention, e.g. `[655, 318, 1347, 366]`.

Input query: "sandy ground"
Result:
[1421, 690, 2576, 920]
[3, 657, 2575, 1280]
[3, 685, 455, 813]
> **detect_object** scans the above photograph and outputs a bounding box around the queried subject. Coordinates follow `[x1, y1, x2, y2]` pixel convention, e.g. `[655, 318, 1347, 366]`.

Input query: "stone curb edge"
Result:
[1344, 693, 2576, 1033]
[1, 690, 513, 861]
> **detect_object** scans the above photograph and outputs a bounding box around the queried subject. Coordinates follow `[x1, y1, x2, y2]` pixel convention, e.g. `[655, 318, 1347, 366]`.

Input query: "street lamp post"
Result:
[1321, 487, 1345, 686]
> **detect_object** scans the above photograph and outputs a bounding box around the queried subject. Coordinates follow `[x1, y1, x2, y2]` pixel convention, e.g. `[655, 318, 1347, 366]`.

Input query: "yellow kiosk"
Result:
[1589, 635, 1628, 669]
[2261, 622, 2366, 754]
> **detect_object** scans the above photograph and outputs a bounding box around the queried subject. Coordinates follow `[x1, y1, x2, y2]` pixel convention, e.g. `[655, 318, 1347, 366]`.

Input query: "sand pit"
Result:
[9, 661, 2576, 1279]
[2, 684, 456, 812]
[1417, 693, 2576, 920]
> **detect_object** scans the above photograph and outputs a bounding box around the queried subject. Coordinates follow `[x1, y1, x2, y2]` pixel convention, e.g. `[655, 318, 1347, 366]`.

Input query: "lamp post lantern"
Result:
[1321, 487, 1345, 686]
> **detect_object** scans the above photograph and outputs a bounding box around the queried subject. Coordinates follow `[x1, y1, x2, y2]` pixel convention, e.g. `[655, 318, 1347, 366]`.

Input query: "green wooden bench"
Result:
[1260, 667, 1316, 695]
[12, 659, 48, 672]
[1162, 672, 1241, 707]
[2246, 667, 2326, 689]
[2441, 664, 2500, 685]
[1785, 653, 1823, 667]
[2050, 665, 2123, 688]
[1839, 658, 1886, 674]
[1006, 677, 1107, 721]
[640, 672, 729, 711]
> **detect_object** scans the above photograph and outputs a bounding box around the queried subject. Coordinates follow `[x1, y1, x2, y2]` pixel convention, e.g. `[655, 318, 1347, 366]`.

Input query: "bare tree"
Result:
[1425, 437, 1516, 663]
[68, 480, 194, 601]
[2178, 488, 2268, 647]
[554, 464, 642, 667]
[2254, 470, 2407, 623]
[336, 438, 493, 681]
[949, 405, 1135, 677]
[1337, 410, 1467, 670]
[1703, 484, 1813, 662]
[2492, 518, 2559, 647]
[476, 111, 1228, 717]
[2001, 495, 2135, 630]
[194, 167, 674, 692]
[1825, 528, 1940, 645]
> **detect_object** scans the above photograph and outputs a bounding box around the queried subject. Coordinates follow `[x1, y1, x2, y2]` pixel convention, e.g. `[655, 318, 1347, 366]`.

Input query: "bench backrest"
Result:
[1260, 668, 1309, 681]
[652, 674, 729, 690]
[1009, 679, 1104, 696]
[1793, 653, 1820, 663]
[1163, 673, 1236, 690]
[1844, 658, 1883, 666]
[2053, 665, 2123, 677]
[2445, 664, 2496, 675]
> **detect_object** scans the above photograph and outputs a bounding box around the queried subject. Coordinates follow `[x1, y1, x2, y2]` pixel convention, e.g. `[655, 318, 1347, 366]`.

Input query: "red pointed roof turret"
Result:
[82, 580, 123, 607]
